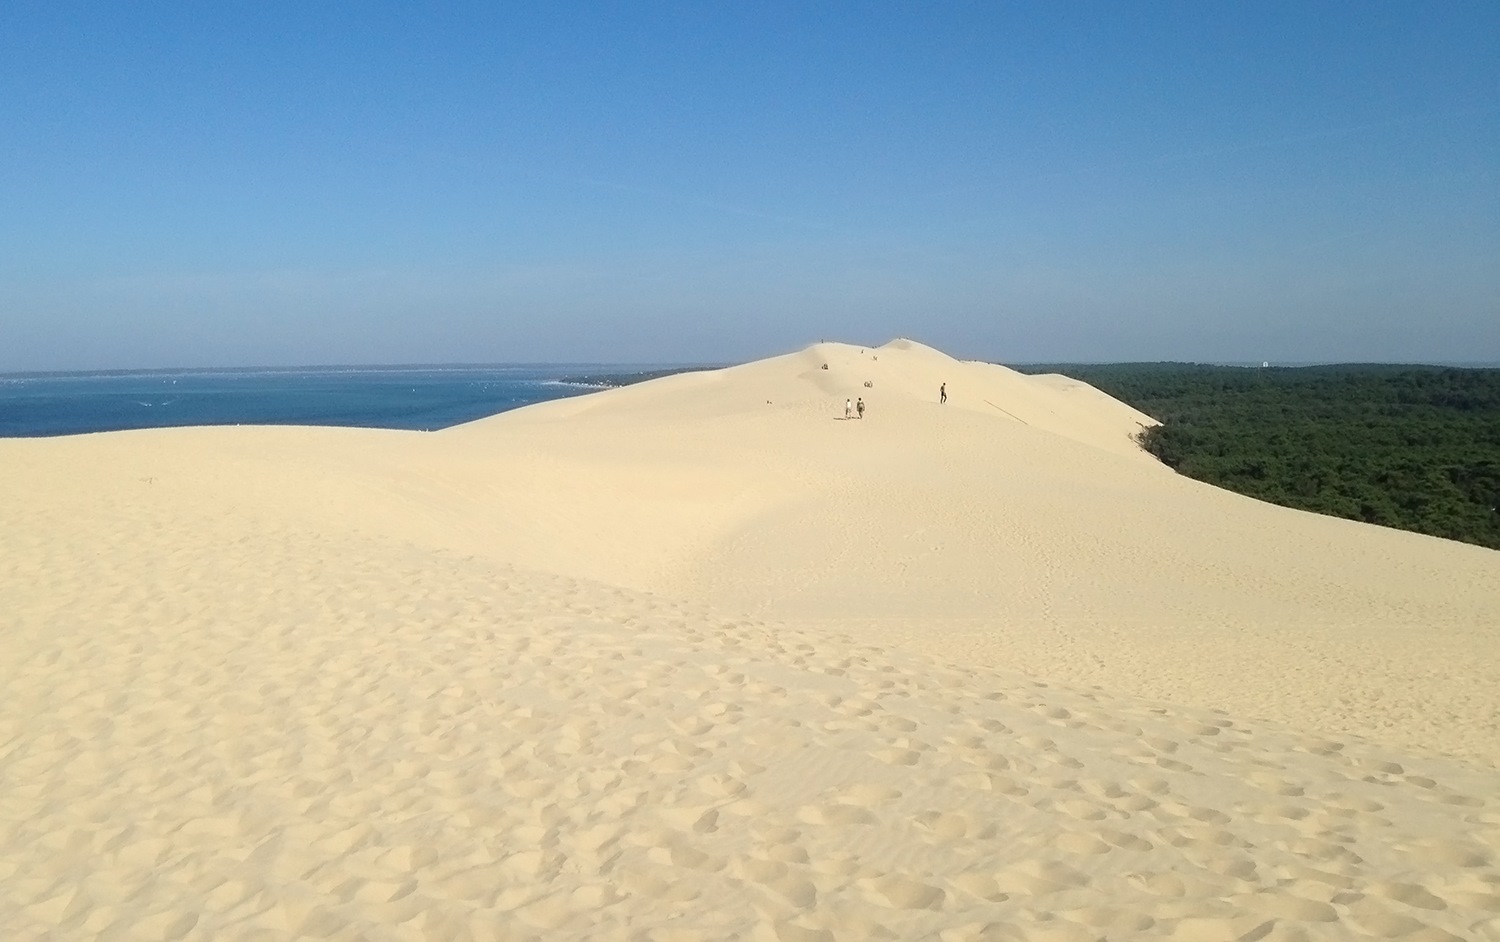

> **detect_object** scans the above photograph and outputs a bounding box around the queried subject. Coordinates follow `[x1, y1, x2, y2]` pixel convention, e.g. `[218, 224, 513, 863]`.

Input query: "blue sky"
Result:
[2, 2, 1496, 370]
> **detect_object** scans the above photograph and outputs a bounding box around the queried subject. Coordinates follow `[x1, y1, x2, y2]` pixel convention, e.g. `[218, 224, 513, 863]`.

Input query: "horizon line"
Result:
[5, 358, 1500, 380]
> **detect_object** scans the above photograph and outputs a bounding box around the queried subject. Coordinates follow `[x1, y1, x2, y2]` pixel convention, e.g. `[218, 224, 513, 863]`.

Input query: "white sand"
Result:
[3, 339, 1498, 940]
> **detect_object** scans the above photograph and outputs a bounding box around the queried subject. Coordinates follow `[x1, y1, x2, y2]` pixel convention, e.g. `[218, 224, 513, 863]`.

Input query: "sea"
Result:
[0, 365, 678, 439]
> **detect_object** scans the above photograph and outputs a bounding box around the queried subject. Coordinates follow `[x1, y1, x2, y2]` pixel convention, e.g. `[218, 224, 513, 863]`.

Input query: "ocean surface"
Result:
[0, 365, 675, 438]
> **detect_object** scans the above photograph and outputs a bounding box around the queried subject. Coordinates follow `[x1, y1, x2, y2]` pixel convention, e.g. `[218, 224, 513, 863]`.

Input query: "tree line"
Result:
[1011, 362, 1500, 551]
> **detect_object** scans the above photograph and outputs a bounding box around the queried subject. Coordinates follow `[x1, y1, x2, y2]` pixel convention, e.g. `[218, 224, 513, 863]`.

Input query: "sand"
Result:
[3, 339, 1498, 941]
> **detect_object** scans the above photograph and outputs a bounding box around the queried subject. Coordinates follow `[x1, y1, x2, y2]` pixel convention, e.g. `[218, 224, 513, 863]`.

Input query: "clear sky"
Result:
[2, 2, 1496, 370]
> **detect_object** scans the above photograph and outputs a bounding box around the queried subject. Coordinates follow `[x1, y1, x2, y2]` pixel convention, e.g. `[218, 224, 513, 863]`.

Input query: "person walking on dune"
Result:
[939, 383, 947, 404]
[856, 397, 865, 419]
[845, 397, 853, 419]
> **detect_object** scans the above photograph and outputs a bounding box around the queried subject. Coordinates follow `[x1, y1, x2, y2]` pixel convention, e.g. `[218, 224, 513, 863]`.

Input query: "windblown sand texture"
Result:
[4, 339, 1499, 941]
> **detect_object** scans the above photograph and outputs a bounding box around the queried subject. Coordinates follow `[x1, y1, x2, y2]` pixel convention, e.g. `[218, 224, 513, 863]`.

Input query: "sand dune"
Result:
[3, 339, 1499, 940]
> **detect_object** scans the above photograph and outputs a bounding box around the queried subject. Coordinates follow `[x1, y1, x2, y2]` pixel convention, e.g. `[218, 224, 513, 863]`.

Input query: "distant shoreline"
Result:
[0, 362, 721, 381]
[553, 366, 720, 388]
[0, 365, 714, 439]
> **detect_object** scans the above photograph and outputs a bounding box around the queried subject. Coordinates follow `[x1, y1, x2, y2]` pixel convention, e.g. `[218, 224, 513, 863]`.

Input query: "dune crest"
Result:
[479, 340, 1500, 760]
[3, 339, 1499, 939]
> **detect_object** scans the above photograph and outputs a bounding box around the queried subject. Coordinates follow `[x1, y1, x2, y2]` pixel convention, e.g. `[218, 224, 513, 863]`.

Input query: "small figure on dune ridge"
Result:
[856, 398, 865, 419]
[844, 397, 853, 419]
[940, 383, 947, 404]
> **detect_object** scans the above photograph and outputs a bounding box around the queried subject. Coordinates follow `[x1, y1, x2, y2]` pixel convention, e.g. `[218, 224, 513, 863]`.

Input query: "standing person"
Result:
[856, 397, 865, 419]
[845, 397, 853, 419]
[940, 383, 947, 404]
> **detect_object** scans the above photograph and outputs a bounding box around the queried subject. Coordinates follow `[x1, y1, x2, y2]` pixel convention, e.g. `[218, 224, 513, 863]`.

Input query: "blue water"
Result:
[0, 366, 643, 438]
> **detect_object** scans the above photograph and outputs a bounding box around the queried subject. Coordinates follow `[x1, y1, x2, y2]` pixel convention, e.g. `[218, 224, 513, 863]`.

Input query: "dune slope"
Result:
[462, 339, 1500, 760]
[3, 338, 1499, 941]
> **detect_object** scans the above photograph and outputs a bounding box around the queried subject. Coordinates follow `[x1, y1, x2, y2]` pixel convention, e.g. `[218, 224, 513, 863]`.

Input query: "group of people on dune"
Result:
[844, 384, 944, 419]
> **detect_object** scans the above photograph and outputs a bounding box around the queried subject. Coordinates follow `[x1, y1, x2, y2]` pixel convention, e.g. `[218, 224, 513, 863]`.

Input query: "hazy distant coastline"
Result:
[554, 366, 721, 388]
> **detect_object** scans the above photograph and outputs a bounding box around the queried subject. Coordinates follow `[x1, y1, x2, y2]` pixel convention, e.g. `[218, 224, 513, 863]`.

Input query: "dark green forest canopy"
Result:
[1007, 363, 1500, 551]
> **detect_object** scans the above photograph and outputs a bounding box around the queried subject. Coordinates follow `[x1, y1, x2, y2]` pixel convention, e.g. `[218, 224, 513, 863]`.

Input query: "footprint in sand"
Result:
[797, 804, 877, 827]
[993, 860, 1089, 897]
[733, 857, 817, 908]
[1401, 839, 1492, 869]
[949, 873, 1009, 903]
[1370, 881, 1449, 911]
[862, 873, 946, 910]
[836, 783, 902, 806]
[1054, 832, 1112, 856]
[871, 746, 922, 766]
[650, 840, 724, 873]
[1100, 829, 1155, 853]
[913, 811, 972, 842]
[1346, 907, 1445, 939]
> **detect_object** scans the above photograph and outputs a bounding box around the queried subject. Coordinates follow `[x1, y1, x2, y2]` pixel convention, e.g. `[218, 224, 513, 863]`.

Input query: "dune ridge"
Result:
[4, 339, 1499, 940]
